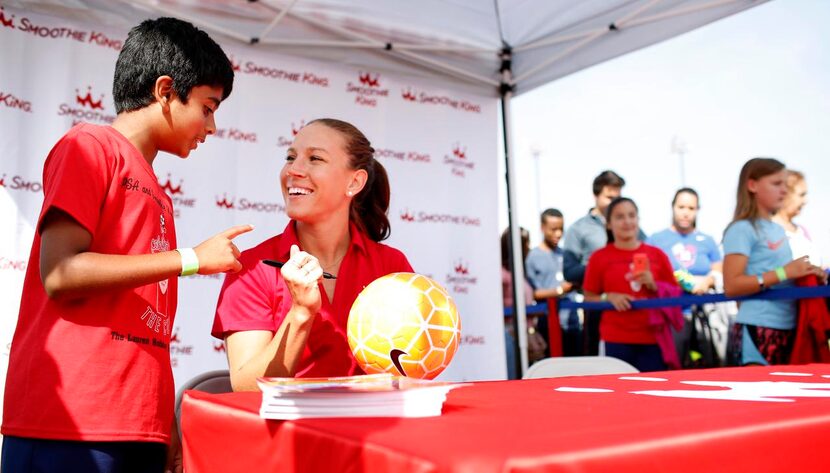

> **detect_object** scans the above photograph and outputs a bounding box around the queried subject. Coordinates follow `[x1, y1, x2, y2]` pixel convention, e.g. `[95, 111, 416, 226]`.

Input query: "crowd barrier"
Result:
[503, 284, 830, 359]
[504, 285, 830, 316]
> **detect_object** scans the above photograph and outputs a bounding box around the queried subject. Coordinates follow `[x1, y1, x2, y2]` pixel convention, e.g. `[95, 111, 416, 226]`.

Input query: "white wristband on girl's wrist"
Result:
[756, 273, 765, 291]
[176, 248, 199, 276]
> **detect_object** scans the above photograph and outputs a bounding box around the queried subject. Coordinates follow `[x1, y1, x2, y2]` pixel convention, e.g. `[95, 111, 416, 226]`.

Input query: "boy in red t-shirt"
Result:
[2, 17, 251, 473]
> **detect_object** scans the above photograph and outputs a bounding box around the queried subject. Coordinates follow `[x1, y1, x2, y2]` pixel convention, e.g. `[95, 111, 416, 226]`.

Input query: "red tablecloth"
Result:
[182, 365, 830, 472]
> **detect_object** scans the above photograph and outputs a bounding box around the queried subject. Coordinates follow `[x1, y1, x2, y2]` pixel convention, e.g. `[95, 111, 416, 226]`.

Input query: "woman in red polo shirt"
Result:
[212, 118, 413, 391]
[582, 197, 678, 371]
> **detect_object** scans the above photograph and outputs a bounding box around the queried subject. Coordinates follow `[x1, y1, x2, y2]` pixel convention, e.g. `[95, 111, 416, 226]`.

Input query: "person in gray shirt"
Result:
[525, 208, 577, 355]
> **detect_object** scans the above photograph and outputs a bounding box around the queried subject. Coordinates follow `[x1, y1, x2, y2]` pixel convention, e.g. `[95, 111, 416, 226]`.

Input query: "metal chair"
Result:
[174, 370, 232, 436]
[523, 356, 639, 379]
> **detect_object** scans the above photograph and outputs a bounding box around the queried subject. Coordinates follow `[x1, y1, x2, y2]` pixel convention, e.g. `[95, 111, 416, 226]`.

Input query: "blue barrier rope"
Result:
[504, 284, 830, 317]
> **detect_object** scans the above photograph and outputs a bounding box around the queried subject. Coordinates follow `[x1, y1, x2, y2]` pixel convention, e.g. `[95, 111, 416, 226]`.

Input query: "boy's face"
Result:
[163, 85, 223, 158]
[540, 216, 564, 249]
[594, 185, 621, 216]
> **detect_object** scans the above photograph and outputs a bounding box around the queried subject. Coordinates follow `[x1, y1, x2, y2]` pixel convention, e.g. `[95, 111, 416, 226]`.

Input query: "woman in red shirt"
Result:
[583, 197, 678, 371]
[212, 119, 413, 391]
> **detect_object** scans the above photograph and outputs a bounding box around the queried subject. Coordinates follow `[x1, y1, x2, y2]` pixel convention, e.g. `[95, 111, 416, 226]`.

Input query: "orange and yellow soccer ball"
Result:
[347, 273, 461, 380]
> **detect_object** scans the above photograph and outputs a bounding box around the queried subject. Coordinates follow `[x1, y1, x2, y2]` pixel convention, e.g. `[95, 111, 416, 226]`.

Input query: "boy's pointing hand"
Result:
[193, 224, 254, 274]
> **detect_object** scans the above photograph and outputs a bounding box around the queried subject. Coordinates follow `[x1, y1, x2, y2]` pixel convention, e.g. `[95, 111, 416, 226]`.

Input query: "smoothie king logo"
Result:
[169, 327, 194, 368]
[215, 127, 258, 143]
[277, 119, 305, 147]
[0, 256, 28, 272]
[215, 194, 285, 214]
[238, 58, 329, 87]
[3, 7, 122, 50]
[446, 258, 477, 294]
[400, 86, 482, 113]
[0, 90, 32, 113]
[460, 334, 486, 345]
[0, 172, 42, 193]
[444, 142, 475, 177]
[398, 208, 480, 227]
[374, 147, 431, 164]
[159, 173, 196, 217]
[228, 55, 242, 72]
[346, 71, 389, 107]
[57, 86, 116, 125]
[1, 7, 15, 29]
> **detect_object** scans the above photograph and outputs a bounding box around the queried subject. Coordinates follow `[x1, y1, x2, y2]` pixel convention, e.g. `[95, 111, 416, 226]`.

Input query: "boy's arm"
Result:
[40, 209, 251, 300]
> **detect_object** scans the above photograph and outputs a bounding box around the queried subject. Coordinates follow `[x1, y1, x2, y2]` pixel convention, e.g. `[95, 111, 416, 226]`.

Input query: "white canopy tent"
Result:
[5, 0, 769, 375]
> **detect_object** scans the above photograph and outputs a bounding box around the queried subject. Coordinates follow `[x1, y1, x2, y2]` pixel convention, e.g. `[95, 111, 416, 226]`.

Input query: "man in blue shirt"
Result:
[525, 209, 576, 355]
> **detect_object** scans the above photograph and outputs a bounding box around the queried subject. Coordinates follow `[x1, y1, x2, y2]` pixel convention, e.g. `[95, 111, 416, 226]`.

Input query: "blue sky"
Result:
[503, 0, 829, 264]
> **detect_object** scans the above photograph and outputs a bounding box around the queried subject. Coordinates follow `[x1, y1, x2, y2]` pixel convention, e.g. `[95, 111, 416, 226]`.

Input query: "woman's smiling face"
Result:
[281, 122, 357, 223]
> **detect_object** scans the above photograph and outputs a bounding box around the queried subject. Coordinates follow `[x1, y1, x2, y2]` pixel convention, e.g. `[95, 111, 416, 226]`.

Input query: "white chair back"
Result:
[524, 356, 639, 379]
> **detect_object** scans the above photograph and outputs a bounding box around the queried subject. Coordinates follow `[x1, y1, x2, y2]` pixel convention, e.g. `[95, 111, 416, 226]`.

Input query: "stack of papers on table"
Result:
[256, 373, 462, 419]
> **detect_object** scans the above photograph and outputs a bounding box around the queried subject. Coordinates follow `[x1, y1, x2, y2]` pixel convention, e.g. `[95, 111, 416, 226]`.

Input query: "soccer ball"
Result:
[347, 273, 461, 380]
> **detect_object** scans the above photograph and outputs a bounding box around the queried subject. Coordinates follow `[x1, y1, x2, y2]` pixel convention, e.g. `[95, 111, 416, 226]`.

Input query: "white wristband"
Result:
[176, 248, 199, 276]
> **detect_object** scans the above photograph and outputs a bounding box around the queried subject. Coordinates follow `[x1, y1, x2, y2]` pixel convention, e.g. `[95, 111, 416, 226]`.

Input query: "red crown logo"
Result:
[170, 328, 181, 345]
[359, 72, 380, 88]
[400, 209, 415, 222]
[0, 174, 5, 187]
[0, 7, 15, 29]
[454, 260, 470, 275]
[215, 194, 235, 209]
[291, 120, 305, 136]
[75, 86, 105, 110]
[452, 143, 467, 159]
[401, 88, 417, 102]
[159, 173, 183, 195]
[229, 56, 241, 72]
[213, 342, 226, 353]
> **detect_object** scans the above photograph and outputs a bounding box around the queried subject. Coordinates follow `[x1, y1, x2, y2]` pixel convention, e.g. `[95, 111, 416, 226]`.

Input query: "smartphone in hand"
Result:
[632, 253, 649, 275]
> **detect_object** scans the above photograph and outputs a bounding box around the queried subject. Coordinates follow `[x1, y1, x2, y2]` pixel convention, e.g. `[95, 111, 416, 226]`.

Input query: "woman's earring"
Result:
[347, 191, 353, 196]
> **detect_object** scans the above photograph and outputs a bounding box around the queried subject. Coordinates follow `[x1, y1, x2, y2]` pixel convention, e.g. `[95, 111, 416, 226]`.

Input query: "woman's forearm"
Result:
[229, 306, 316, 391]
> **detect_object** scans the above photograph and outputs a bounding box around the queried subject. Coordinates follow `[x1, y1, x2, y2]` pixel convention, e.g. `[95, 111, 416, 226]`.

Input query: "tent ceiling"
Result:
[8, 0, 768, 96]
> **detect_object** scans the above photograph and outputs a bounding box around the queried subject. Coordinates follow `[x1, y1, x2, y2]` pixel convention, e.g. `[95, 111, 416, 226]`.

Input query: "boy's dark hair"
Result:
[540, 208, 563, 224]
[592, 170, 625, 196]
[113, 17, 234, 113]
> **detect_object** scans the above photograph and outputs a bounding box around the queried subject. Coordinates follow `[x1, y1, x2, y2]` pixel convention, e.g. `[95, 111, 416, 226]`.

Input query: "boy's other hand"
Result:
[193, 224, 254, 274]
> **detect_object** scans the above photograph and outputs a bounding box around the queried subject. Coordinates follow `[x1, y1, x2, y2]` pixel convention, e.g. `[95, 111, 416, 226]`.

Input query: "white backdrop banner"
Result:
[0, 6, 505, 402]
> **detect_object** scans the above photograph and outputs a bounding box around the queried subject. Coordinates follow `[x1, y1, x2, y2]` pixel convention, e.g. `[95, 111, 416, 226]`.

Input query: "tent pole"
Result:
[257, 0, 499, 87]
[624, 0, 745, 28]
[135, 2, 251, 44]
[256, 0, 300, 41]
[499, 47, 529, 378]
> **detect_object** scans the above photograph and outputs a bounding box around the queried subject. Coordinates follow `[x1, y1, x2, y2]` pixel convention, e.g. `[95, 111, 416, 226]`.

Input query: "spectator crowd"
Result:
[501, 162, 828, 377]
